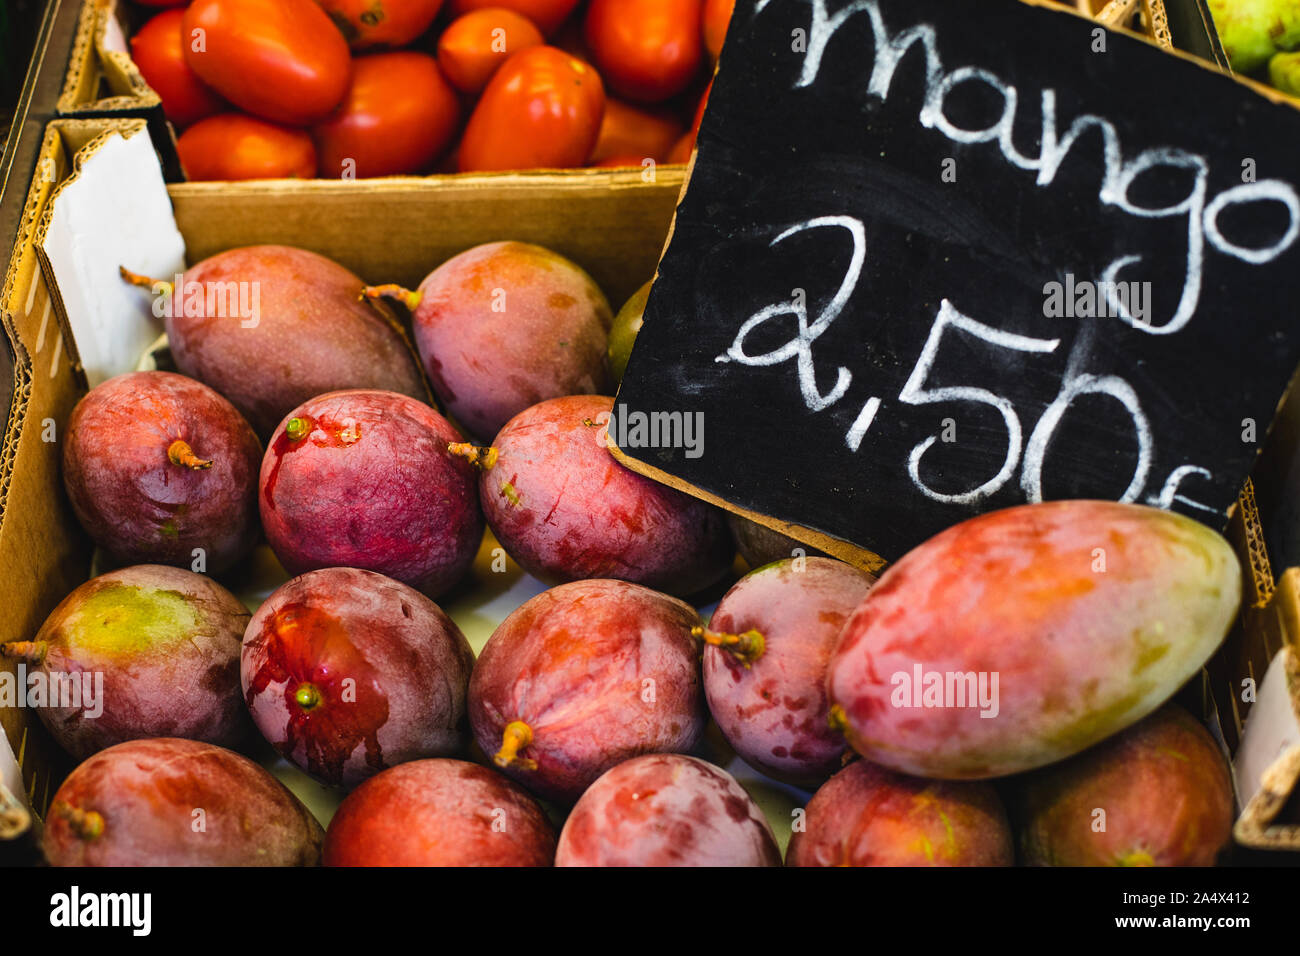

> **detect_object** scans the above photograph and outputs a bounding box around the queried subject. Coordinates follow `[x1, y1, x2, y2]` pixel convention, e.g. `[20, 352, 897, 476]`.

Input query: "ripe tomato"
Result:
[459, 46, 604, 172]
[313, 52, 460, 178]
[316, 0, 445, 49]
[437, 9, 544, 94]
[183, 0, 352, 125]
[130, 9, 227, 129]
[702, 0, 734, 63]
[691, 77, 712, 134]
[133, 0, 187, 6]
[177, 114, 317, 180]
[590, 98, 683, 164]
[667, 131, 694, 165]
[584, 0, 703, 103]
[447, 0, 579, 36]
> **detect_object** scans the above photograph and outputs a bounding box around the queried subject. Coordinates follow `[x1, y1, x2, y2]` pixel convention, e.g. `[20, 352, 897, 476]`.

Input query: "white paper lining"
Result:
[38, 130, 185, 387]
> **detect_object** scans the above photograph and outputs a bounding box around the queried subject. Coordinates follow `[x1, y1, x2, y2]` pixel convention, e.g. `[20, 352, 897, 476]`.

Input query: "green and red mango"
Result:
[826, 501, 1241, 779]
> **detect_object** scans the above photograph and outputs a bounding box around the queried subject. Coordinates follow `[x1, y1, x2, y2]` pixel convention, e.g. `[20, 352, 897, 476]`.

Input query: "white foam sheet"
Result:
[1233, 647, 1300, 810]
[0, 727, 28, 812]
[39, 130, 185, 387]
[100, 8, 128, 54]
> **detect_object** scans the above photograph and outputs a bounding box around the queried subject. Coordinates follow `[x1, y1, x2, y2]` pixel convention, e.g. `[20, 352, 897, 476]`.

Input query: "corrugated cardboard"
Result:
[1217, 388, 1300, 849]
[5, 0, 1291, 844]
[54, 0, 1180, 189]
[0, 120, 124, 813]
[169, 169, 685, 311]
[55, 0, 178, 180]
[57, 0, 159, 121]
[53, 0, 680, 187]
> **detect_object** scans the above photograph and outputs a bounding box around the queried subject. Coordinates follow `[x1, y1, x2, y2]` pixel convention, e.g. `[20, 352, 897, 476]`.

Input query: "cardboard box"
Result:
[1213, 392, 1300, 850]
[0, 116, 688, 820]
[0, 113, 1283, 849]
[0, 120, 115, 815]
[55, 0, 179, 181]
[52, 0, 687, 185]
[57, 0, 155, 117]
[51, 0, 1208, 186]
[2, 1, 1288, 853]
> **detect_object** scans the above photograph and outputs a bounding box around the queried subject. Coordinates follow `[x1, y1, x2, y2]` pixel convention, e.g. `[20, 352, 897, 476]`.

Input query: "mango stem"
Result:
[119, 266, 172, 297]
[167, 439, 213, 470]
[494, 721, 537, 771]
[285, 417, 313, 442]
[447, 442, 498, 470]
[361, 284, 423, 312]
[0, 641, 47, 665]
[828, 703, 848, 733]
[295, 683, 322, 711]
[55, 803, 105, 841]
[692, 626, 766, 667]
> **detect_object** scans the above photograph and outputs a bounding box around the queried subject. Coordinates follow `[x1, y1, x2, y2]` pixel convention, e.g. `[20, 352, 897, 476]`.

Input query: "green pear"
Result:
[1209, 0, 1300, 73]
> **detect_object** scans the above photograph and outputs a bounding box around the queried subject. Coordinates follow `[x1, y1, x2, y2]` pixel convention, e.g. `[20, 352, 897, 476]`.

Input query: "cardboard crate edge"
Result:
[52, 0, 696, 186]
[31, 118, 159, 392]
[0, 115, 689, 809]
[8, 103, 1292, 845]
[0, 120, 109, 818]
[56, 0, 157, 115]
[1209, 480, 1300, 849]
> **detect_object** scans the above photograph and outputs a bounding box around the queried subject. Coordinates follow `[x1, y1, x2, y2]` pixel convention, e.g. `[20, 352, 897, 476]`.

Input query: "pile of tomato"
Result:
[126, 0, 733, 180]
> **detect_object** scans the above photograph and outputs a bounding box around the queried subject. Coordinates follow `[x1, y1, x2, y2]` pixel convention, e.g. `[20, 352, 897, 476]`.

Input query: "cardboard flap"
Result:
[0, 313, 33, 554]
[0, 730, 29, 819]
[57, 0, 160, 114]
[1234, 645, 1300, 847]
[0, 725, 33, 844]
[34, 121, 185, 387]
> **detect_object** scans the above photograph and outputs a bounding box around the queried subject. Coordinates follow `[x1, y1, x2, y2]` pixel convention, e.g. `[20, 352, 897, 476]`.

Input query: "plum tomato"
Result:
[313, 52, 459, 178]
[178, 114, 317, 181]
[666, 131, 694, 165]
[702, 0, 735, 63]
[130, 8, 227, 129]
[459, 45, 604, 172]
[584, 0, 703, 103]
[183, 0, 352, 125]
[590, 97, 684, 164]
[437, 8, 545, 94]
[316, 0, 445, 49]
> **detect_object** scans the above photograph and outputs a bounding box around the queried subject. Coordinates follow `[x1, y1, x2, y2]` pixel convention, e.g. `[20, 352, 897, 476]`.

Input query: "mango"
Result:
[4, 565, 251, 760]
[142, 245, 428, 438]
[825, 501, 1241, 779]
[1012, 704, 1233, 866]
[786, 759, 1013, 866]
[369, 241, 612, 441]
[608, 279, 650, 384]
[44, 738, 322, 866]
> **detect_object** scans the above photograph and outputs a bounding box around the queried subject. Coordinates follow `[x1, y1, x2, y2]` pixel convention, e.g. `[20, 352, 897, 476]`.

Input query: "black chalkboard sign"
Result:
[611, 0, 1300, 570]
